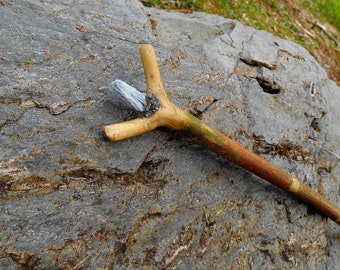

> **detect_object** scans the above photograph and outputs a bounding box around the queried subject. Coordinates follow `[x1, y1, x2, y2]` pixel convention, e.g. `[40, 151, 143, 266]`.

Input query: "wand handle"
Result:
[182, 112, 340, 224]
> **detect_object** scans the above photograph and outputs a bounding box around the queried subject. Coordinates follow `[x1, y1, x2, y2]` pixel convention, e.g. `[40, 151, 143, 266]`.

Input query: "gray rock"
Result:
[1, 0, 340, 269]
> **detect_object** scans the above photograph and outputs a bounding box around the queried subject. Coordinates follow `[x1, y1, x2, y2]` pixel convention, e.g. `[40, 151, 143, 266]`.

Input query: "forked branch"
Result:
[103, 44, 340, 225]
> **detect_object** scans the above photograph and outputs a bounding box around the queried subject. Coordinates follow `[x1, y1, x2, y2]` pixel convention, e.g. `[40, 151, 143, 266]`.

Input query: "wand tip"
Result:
[108, 79, 160, 117]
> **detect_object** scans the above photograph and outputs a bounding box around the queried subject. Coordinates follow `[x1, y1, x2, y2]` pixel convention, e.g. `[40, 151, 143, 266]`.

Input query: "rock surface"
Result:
[1, 0, 340, 269]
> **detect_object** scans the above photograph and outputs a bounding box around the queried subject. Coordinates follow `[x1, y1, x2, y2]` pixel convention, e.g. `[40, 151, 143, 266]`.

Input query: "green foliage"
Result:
[141, 0, 299, 41]
[309, 0, 340, 30]
[141, 0, 340, 32]
[208, 0, 297, 38]
[140, 0, 340, 84]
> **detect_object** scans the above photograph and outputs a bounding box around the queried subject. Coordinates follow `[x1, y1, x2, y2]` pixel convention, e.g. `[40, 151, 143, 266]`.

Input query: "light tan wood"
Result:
[103, 44, 340, 225]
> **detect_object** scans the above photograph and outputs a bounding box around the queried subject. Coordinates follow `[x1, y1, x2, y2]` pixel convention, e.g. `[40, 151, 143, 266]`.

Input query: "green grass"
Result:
[141, 0, 340, 32]
[141, 0, 302, 45]
[306, 0, 340, 30]
[140, 0, 205, 9]
[140, 0, 340, 84]
[206, 0, 301, 41]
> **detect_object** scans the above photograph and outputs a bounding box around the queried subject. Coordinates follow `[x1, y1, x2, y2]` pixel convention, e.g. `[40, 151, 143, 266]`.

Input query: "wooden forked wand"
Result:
[103, 44, 340, 225]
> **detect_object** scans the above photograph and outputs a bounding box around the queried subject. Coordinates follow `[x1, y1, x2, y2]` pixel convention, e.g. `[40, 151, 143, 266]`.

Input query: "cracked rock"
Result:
[1, 1, 340, 269]
[48, 101, 72, 115]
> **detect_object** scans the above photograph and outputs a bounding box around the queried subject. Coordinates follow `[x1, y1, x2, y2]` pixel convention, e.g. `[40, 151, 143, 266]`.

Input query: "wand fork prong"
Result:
[103, 44, 340, 225]
[103, 45, 188, 141]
